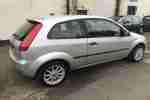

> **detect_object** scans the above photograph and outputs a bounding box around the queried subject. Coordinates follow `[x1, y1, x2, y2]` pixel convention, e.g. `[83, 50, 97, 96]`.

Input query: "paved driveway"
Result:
[1, 46, 150, 100]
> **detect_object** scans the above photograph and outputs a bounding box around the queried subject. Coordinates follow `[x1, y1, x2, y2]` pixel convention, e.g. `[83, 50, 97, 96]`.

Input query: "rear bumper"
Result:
[9, 47, 35, 78]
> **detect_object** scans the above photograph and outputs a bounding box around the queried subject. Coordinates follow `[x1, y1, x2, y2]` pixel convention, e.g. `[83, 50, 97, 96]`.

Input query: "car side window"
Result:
[48, 21, 85, 39]
[84, 19, 121, 38]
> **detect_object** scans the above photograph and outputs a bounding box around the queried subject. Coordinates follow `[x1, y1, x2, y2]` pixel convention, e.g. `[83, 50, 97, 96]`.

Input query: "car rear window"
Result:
[14, 20, 39, 41]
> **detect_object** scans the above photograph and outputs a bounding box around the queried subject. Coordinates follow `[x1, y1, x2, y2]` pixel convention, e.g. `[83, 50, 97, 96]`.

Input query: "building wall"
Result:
[119, 0, 128, 16]
[0, 0, 65, 40]
[119, 0, 150, 16]
[0, 0, 116, 40]
[137, 0, 150, 16]
[78, 0, 116, 16]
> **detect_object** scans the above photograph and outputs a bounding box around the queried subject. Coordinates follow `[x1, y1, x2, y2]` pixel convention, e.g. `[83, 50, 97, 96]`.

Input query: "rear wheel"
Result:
[37, 61, 68, 86]
[128, 45, 144, 62]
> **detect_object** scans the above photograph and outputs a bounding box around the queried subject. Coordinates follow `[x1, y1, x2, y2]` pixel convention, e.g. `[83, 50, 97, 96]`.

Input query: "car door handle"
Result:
[88, 42, 99, 46]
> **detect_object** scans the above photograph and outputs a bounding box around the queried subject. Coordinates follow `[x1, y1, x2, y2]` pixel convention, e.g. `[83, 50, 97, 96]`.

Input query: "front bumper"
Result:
[9, 48, 34, 78]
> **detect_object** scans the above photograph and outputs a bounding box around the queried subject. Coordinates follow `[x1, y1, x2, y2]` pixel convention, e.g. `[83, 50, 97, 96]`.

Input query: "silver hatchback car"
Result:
[9, 15, 146, 86]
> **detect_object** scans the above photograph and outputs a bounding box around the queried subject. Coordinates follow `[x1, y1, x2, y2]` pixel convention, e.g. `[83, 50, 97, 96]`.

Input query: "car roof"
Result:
[30, 15, 110, 24]
[28, 15, 128, 33]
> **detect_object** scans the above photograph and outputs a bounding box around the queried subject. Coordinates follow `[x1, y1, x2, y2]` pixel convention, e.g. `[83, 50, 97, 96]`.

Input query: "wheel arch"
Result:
[35, 59, 71, 78]
[30, 52, 75, 77]
[136, 43, 145, 49]
[131, 42, 146, 51]
[130, 38, 146, 52]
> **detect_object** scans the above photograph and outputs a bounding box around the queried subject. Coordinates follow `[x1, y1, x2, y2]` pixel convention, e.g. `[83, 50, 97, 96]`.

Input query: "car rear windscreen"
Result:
[14, 20, 39, 41]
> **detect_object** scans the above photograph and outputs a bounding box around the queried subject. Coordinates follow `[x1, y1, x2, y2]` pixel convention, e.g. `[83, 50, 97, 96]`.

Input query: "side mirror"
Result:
[118, 28, 130, 37]
[125, 31, 130, 36]
[113, 31, 121, 37]
[122, 30, 130, 36]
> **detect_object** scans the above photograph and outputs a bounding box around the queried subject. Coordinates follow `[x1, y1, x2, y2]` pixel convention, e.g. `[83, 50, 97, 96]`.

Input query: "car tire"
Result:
[140, 28, 144, 35]
[128, 45, 144, 62]
[37, 61, 68, 86]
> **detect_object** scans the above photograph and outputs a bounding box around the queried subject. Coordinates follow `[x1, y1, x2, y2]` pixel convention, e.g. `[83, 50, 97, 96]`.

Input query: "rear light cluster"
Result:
[20, 23, 42, 51]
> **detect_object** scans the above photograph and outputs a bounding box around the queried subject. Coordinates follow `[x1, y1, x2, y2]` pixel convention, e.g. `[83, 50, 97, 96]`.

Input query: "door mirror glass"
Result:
[113, 31, 121, 37]
[120, 28, 130, 36]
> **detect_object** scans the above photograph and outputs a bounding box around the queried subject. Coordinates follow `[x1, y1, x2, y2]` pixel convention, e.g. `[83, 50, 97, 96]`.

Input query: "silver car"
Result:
[9, 15, 146, 86]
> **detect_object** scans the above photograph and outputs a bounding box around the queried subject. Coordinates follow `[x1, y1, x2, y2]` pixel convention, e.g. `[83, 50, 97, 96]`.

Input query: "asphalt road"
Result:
[1, 45, 150, 100]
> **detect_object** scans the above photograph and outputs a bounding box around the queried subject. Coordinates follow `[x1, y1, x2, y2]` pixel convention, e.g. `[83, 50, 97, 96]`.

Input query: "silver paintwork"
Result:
[9, 15, 146, 78]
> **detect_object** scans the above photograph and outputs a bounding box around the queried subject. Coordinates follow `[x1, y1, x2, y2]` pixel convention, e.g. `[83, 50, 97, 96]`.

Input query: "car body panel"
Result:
[9, 15, 146, 78]
[130, 32, 146, 51]
[87, 36, 132, 65]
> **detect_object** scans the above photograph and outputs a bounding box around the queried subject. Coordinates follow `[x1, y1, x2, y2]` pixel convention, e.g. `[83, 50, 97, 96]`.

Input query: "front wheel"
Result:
[128, 45, 144, 62]
[140, 28, 144, 35]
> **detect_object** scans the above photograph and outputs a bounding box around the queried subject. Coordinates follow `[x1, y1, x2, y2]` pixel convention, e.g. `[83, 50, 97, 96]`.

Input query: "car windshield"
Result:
[119, 16, 142, 24]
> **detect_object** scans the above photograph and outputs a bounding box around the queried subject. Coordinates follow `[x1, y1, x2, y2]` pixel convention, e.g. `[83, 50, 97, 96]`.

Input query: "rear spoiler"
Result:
[26, 17, 44, 24]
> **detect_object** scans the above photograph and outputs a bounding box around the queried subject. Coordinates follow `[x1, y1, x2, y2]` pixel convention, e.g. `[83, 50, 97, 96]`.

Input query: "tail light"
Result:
[20, 23, 42, 51]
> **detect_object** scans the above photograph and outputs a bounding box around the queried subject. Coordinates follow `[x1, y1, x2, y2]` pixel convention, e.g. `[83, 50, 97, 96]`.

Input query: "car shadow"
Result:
[44, 60, 129, 99]
[0, 45, 147, 100]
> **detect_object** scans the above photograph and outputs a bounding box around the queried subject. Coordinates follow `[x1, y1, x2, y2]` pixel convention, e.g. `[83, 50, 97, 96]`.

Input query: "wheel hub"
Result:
[43, 64, 65, 85]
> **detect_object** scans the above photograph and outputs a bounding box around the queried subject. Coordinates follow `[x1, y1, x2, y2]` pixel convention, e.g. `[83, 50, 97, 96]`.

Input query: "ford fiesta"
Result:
[9, 15, 146, 86]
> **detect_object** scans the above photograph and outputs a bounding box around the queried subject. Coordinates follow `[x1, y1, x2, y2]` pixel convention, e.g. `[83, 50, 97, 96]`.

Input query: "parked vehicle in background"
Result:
[143, 16, 150, 32]
[118, 15, 144, 34]
[109, 16, 123, 21]
[9, 15, 146, 86]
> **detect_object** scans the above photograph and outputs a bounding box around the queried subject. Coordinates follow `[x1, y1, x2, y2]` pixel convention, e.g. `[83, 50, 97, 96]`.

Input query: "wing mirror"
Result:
[114, 32, 121, 37]
[112, 31, 121, 37]
[114, 29, 130, 37]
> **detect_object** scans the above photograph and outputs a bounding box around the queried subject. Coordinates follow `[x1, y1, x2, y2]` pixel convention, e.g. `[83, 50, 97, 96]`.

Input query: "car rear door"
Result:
[83, 18, 133, 65]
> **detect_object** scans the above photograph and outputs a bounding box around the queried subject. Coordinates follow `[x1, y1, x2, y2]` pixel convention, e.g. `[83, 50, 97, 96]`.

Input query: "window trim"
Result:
[47, 18, 130, 39]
